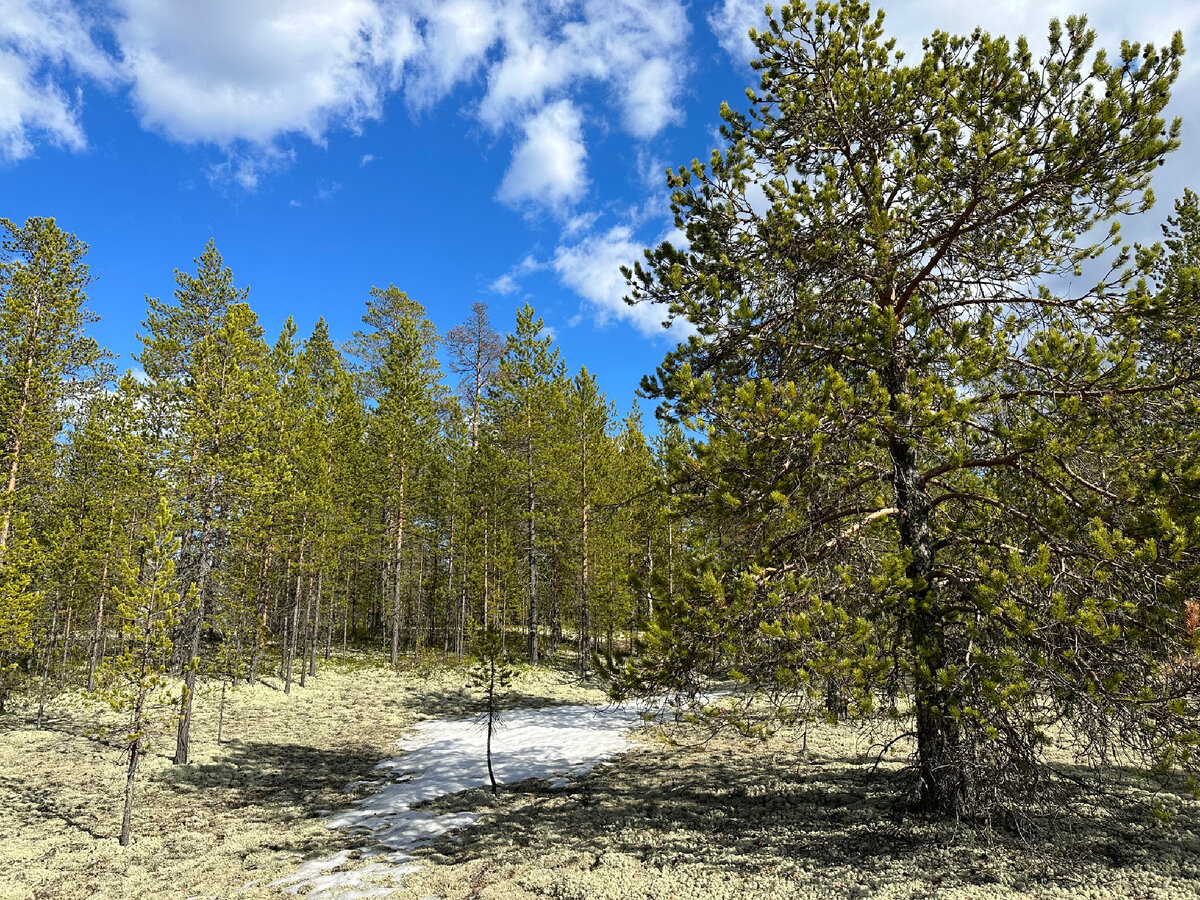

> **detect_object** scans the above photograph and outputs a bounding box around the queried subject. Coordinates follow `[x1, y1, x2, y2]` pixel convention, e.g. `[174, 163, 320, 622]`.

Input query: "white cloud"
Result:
[2, 0, 693, 210]
[711, 1, 1200, 68]
[497, 100, 589, 213]
[490, 273, 519, 294]
[0, 0, 119, 160]
[489, 252, 546, 294]
[360, 152, 377, 166]
[402, 0, 499, 109]
[115, 0, 397, 146]
[206, 145, 296, 190]
[553, 224, 691, 338]
[707, 0, 766, 65]
[624, 58, 683, 138]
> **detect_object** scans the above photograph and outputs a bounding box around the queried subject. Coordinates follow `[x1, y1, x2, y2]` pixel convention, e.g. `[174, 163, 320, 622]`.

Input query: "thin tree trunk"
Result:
[217, 679, 227, 744]
[485, 656, 498, 795]
[88, 498, 119, 691]
[579, 438, 589, 674]
[391, 466, 406, 666]
[526, 430, 538, 666]
[36, 593, 60, 729]
[120, 738, 140, 847]
[0, 330, 38, 556]
[312, 568, 323, 673]
[247, 544, 272, 685]
[175, 471, 219, 765]
[482, 508, 490, 631]
[285, 540, 305, 694]
[59, 604, 72, 688]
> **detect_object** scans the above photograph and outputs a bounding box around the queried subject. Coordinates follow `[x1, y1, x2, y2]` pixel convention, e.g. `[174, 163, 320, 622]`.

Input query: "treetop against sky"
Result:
[2, 0, 1198, 406]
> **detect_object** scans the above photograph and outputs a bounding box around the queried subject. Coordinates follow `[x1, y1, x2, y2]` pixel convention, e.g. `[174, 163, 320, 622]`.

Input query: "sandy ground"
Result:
[2, 652, 1199, 900]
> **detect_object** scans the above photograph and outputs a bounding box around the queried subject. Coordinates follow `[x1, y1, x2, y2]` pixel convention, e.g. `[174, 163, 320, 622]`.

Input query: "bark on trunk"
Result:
[87, 500, 118, 691]
[120, 740, 140, 847]
[526, 430, 538, 666]
[885, 355, 960, 814]
[391, 467, 406, 666]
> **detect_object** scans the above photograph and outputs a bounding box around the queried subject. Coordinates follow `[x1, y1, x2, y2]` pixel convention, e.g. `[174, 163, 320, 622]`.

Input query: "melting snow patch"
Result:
[274, 703, 646, 898]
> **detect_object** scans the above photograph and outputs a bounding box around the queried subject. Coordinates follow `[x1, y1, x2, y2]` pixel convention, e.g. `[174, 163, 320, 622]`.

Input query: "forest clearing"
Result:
[5, 0, 1200, 897]
[3, 653, 1199, 900]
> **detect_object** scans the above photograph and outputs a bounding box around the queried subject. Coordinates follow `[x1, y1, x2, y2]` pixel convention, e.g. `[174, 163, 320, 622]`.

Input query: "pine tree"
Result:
[93, 497, 185, 847]
[447, 302, 503, 450]
[139, 241, 268, 764]
[469, 624, 513, 796]
[621, 2, 1197, 816]
[488, 306, 565, 664]
[0, 217, 105, 556]
[350, 286, 443, 663]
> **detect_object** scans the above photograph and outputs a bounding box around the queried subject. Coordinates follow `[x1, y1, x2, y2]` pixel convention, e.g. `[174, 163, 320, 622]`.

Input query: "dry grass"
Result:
[3, 652, 1199, 900]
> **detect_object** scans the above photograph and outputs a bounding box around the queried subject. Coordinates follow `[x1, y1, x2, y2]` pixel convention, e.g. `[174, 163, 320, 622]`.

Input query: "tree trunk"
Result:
[0, 297, 40, 557]
[311, 568, 323, 675]
[88, 498, 118, 691]
[36, 593, 60, 729]
[247, 544, 272, 685]
[120, 739, 140, 847]
[174, 470, 219, 765]
[285, 542, 304, 694]
[485, 656, 499, 795]
[885, 354, 960, 814]
[526, 430, 538, 665]
[391, 466, 406, 666]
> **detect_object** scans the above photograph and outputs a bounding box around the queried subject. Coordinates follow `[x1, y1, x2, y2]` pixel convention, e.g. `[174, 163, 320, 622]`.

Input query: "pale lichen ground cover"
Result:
[2, 653, 1198, 899]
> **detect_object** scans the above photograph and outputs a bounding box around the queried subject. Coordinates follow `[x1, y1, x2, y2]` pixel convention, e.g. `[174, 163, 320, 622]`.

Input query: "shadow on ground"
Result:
[409, 739, 1200, 894]
[155, 738, 387, 824]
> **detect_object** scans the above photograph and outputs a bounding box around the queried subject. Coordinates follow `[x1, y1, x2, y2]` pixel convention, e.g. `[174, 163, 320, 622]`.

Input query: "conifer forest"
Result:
[4, 3, 1200, 898]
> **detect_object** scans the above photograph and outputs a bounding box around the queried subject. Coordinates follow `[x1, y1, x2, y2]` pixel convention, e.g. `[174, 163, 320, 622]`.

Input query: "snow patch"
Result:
[274, 703, 646, 898]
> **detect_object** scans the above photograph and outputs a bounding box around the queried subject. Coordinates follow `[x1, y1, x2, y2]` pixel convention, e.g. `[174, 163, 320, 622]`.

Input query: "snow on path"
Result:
[272, 703, 648, 899]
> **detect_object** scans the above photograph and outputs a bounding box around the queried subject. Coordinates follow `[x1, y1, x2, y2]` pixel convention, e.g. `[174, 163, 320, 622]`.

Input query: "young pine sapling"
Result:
[469, 625, 513, 796]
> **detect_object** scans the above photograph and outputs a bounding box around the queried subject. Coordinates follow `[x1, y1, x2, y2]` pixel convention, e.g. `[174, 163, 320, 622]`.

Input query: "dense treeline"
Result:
[0, 223, 677, 760]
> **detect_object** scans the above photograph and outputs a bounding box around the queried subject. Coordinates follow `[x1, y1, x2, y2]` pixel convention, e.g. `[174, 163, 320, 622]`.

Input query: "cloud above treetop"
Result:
[1, 0, 691, 216]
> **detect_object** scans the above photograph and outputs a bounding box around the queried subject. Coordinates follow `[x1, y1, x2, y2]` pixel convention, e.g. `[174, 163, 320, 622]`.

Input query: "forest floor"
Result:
[1, 651, 1198, 900]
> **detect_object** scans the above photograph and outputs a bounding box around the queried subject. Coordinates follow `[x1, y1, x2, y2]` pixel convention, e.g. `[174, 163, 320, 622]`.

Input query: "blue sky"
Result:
[3, 0, 1199, 417]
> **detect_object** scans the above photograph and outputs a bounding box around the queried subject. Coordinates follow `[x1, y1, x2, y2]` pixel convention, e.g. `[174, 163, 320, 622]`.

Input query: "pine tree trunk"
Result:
[120, 739, 140, 847]
[885, 355, 960, 815]
[526, 431, 538, 666]
[59, 604, 72, 688]
[285, 544, 304, 694]
[175, 472, 218, 765]
[0, 317, 38, 556]
[88, 499, 118, 691]
[482, 508, 489, 630]
[391, 467, 406, 666]
[312, 568, 323, 674]
[486, 656, 498, 795]
[580, 439, 590, 674]
[300, 573, 313, 687]
[174, 665, 197, 765]
[36, 593, 60, 729]
[247, 545, 272, 685]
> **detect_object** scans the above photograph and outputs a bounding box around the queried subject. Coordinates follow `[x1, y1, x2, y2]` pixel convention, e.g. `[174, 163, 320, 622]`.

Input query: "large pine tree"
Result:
[620, 1, 1200, 816]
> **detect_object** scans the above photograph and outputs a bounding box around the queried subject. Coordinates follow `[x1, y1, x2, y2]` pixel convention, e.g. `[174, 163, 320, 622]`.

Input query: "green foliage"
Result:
[93, 497, 183, 748]
[618, 0, 1199, 818]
